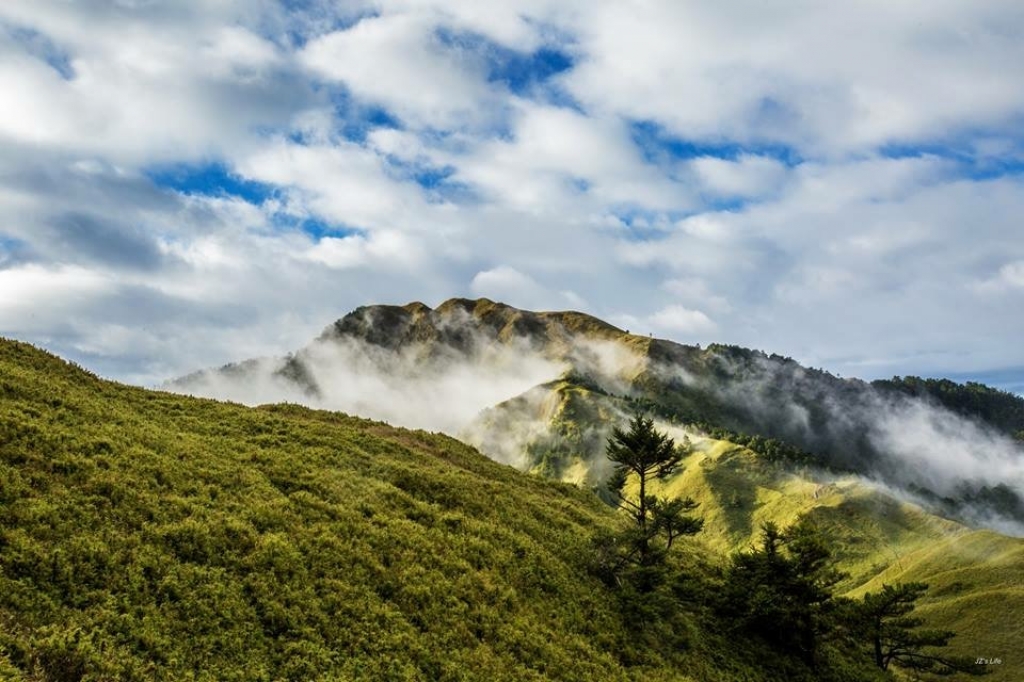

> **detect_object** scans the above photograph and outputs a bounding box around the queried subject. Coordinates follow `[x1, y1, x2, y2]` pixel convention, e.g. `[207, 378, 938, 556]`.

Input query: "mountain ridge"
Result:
[169, 299, 1024, 536]
[1, 336, 895, 681]
[5, 335, 1024, 679]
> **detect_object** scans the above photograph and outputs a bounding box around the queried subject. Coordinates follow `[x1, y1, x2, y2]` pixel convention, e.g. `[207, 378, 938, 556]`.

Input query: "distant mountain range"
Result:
[170, 298, 1024, 535]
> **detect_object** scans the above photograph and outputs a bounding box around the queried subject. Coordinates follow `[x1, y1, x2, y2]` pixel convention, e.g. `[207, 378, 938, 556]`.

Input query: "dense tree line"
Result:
[873, 376, 1024, 437]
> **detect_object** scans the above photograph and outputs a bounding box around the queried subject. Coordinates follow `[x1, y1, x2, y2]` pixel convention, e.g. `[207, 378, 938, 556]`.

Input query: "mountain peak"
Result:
[400, 300, 432, 315]
[170, 298, 1024, 538]
[319, 298, 630, 354]
[434, 296, 502, 316]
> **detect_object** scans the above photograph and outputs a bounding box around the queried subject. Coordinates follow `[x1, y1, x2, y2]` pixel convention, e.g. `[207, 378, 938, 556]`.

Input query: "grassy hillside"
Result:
[0, 339, 630, 681]
[463, 377, 626, 486]
[0, 338, 889, 682]
[649, 438, 1023, 681]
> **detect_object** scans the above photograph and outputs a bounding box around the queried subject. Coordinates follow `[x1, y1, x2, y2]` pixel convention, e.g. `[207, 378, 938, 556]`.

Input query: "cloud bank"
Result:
[0, 0, 1022, 396]
[172, 318, 568, 436]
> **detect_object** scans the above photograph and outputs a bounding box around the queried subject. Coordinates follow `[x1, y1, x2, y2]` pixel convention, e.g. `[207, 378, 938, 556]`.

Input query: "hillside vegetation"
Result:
[871, 376, 1024, 439]
[647, 438, 1023, 681]
[0, 338, 892, 682]
[171, 299, 1024, 533]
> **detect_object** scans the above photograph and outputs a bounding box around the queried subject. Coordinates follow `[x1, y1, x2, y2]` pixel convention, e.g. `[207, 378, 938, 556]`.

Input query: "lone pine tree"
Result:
[857, 582, 986, 676]
[604, 413, 703, 571]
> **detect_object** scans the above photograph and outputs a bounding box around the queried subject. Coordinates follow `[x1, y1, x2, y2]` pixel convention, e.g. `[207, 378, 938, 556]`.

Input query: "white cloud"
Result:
[0, 264, 113, 325]
[690, 154, 788, 199]
[649, 304, 716, 335]
[610, 303, 718, 342]
[201, 26, 283, 81]
[300, 12, 494, 130]
[0, 2, 306, 164]
[235, 139, 432, 230]
[0, 0, 1022, 396]
[662, 277, 732, 313]
[563, 1, 1024, 156]
[456, 102, 692, 213]
[469, 265, 583, 310]
[307, 230, 423, 270]
[974, 260, 1024, 293]
[471, 265, 540, 298]
[379, 0, 562, 52]
[998, 261, 1024, 289]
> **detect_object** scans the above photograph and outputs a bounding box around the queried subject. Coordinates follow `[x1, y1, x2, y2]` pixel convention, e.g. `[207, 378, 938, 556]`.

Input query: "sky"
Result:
[0, 0, 1023, 392]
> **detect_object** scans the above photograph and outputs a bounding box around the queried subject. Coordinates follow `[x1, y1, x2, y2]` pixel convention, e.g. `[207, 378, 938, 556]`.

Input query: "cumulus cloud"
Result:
[236, 139, 432, 230]
[0, 2, 308, 164]
[0, 0, 1022, 397]
[562, 1, 1024, 155]
[649, 305, 717, 335]
[300, 12, 494, 130]
[453, 102, 692, 213]
[690, 154, 788, 199]
[0, 264, 113, 324]
[307, 231, 423, 270]
[471, 266, 545, 304]
[468, 265, 585, 310]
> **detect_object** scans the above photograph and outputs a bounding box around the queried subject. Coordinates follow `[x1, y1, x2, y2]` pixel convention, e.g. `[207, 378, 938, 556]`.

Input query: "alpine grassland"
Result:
[0, 338, 889, 681]
[648, 436, 1022, 680]
[2, 337, 1012, 680]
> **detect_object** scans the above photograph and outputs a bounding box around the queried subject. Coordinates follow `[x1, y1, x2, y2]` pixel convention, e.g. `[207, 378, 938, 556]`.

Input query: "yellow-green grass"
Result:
[649, 434, 1024, 680]
[5, 335, 1016, 681]
[1, 338, 713, 682]
[854, 530, 1024, 681]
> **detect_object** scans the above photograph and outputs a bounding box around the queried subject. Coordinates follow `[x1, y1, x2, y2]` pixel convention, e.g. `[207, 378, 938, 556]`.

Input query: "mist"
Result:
[655, 349, 1024, 534]
[170, 331, 567, 437]
[168, 303, 1024, 535]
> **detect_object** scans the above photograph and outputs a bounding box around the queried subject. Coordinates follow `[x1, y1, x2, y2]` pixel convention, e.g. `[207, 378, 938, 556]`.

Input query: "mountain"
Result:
[1, 337, 897, 681]
[171, 298, 1024, 535]
[871, 375, 1024, 440]
[4, 334, 1022, 679]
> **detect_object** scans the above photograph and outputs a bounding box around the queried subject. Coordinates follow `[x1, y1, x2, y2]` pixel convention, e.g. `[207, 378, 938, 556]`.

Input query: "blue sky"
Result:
[0, 0, 1023, 393]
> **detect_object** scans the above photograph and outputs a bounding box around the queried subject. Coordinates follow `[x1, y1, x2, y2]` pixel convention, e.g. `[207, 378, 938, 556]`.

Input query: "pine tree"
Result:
[719, 520, 846, 667]
[858, 582, 986, 675]
[604, 413, 702, 572]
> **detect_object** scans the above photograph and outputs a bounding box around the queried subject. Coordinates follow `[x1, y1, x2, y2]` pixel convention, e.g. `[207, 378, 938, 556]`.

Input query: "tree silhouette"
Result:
[858, 582, 986, 675]
[719, 520, 846, 667]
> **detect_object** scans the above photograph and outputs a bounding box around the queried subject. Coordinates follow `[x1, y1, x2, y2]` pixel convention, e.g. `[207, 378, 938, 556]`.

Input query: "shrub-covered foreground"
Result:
[2, 339, 889, 681]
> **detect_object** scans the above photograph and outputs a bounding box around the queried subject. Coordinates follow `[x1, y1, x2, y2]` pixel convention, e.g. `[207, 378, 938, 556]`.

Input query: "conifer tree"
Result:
[719, 520, 846, 667]
[604, 413, 702, 571]
[858, 582, 986, 675]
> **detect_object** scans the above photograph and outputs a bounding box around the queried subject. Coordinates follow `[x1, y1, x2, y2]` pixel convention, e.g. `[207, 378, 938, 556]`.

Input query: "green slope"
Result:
[4, 337, 1010, 680]
[4, 338, 885, 682]
[468, 372, 1020, 679]
[463, 377, 627, 485]
[0, 339, 636, 681]
[648, 438, 1024, 681]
